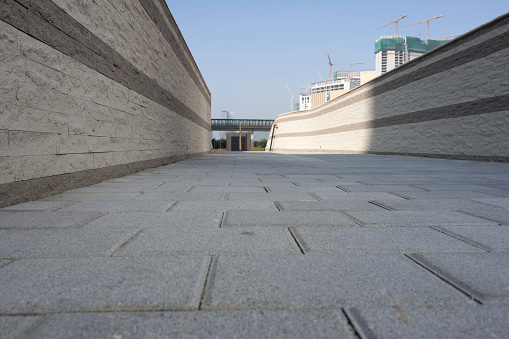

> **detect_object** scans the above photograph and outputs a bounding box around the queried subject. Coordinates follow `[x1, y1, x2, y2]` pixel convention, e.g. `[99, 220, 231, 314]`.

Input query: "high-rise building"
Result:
[375, 36, 448, 76]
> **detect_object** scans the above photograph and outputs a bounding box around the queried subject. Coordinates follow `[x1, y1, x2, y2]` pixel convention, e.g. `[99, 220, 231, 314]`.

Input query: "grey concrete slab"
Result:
[105, 185, 193, 193]
[57, 200, 176, 212]
[338, 185, 426, 192]
[84, 211, 223, 228]
[0, 316, 42, 339]
[285, 175, 341, 180]
[343, 210, 498, 227]
[0, 256, 210, 313]
[408, 252, 509, 303]
[0, 201, 76, 212]
[458, 209, 509, 225]
[28, 309, 355, 339]
[0, 211, 104, 229]
[312, 192, 406, 201]
[0, 260, 11, 268]
[371, 198, 500, 211]
[394, 191, 499, 200]
[191, 186, 266, 193]
[42, 192, 143, 201]
[266, 185, 345, 192]
[227, 192, 318, 201]
[436, 226, 509, 252]
[222, 211, 358, 227]
[471, 197, 509, 208]
[293, 227, 481, 254]
[0, 228, 139, 258]
[202, 254, 471, 310]
[171, 201, 278, 211]
[115, 227, 300, 256]
[345, 304, 509, 339]
[411, 184, 503, 192]
[277, 201, 384, 211]
[135, 191, 226, 201]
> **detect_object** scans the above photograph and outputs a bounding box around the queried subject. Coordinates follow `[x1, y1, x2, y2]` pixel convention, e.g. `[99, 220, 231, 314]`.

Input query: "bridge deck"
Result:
[211, 119, 274, 131]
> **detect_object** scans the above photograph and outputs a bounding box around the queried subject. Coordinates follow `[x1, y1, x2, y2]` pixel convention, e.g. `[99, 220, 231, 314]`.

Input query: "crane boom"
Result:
[377, 15, 408, 36]
[399, 15, 443, 40]
[435, 34, 460, 40]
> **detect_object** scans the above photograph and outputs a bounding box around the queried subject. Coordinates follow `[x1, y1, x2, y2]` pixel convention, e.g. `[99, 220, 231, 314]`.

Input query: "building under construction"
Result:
[375, 36, 448, 76]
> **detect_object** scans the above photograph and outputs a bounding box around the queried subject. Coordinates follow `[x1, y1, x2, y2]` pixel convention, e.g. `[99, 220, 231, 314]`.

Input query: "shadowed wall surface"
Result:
[267, 13, 509, 162]
[0, 0, 211, 207]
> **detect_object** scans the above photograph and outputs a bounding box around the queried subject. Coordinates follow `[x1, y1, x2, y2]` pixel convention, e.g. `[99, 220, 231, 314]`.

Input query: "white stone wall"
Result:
[267, 15, 509, 162]
[0, 0, 211, 187]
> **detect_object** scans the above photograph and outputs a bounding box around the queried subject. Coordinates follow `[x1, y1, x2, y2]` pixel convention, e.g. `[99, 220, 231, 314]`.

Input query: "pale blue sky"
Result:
[167, 1, 508, 120]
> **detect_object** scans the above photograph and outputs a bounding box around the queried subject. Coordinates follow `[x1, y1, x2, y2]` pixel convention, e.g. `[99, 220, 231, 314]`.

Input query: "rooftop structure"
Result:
[299, 70, 375, 111]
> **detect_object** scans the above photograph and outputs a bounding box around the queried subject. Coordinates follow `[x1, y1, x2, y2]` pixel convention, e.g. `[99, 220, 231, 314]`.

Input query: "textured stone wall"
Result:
[267, 13, 509, 162]
[0, 0, 211, 206]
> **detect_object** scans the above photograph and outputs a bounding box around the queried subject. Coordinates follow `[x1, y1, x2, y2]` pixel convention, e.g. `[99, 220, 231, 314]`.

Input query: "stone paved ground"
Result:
[1, 152, 509, 338]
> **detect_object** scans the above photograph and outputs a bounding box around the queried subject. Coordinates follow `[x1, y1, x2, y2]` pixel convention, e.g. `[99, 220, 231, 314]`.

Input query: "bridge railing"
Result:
[211, 119, 274, 131]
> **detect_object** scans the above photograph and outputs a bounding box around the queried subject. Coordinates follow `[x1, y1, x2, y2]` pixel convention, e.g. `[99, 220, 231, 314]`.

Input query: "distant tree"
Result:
[219, 138, 226, 149]
[253, 138, 267, 149]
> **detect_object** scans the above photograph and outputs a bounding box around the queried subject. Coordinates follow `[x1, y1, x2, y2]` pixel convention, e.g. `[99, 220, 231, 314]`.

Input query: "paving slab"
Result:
[345, 304, 509, 339]
[394, 191, 499, 200]
[276, 201, 384, 211]
[411, 183, 504, 191]
[292, 227, 482, 254]
[338, 185, 426, 192]
[84, 211, 223, 228]
[458, 209, 509, 225]
[28, 309, 355, 339]
[222, 211, 358, 227]
[343, 210, 498, 227]
[0, 256, 210, 314]
[170, 201, 278, 211]
[470, 197, 509, 208]
[0, 201, 76, 212]
[370, 198, 500, 211]
[408, 252, 509, 303]
[312, 192, 406, 201]
[56, 200, 176, 212]
[41, 192, 143, 201]
[436, 226, 509, 252]
[0, 211, 104, 229]
[135, 191, 226, 201]
[115, 227, 300, 256]
[227, 192, 318, 201]
[191, 186, 266, 193]
[202, 254, 471, 310]
[266, 185, 346, 193]
[0, 316, 42, 339]
[0, 260, 11, 268]
[0, 228, 139, 258]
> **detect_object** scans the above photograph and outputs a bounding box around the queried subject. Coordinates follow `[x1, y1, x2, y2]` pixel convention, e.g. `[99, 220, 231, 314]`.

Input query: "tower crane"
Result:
[377, 15, 408, 37]
[286, 86, 294, 112]
[327, 55, 362, 81]
[400, 15, 443, 40]
[334, 62, 363, 79]
[435, 34, 460, 40]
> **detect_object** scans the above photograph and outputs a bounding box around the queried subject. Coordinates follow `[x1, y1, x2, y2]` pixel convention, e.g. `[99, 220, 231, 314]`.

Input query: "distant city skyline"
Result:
[167, 0, 508, 120]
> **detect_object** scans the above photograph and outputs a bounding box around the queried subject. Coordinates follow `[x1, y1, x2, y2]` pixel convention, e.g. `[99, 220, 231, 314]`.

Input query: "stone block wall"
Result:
[267, 13, 509, 162]
[0, 0, 211, 207]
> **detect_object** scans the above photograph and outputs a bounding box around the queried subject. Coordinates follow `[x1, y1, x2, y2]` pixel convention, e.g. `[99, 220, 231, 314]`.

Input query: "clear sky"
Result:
[167, 0, 508, 120]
